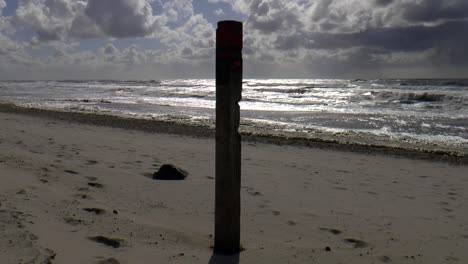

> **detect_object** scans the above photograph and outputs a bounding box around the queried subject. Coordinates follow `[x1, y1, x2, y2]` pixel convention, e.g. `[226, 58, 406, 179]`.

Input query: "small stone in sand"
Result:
[325, 246, 331, 252]
[153, 164, 188, 180]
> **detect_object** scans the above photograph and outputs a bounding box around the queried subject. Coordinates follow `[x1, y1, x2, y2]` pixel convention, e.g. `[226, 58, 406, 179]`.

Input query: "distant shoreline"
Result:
[1, 102, 466, 164]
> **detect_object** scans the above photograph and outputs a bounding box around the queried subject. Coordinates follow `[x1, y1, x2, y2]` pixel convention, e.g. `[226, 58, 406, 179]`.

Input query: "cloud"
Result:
[83, 0, 166, 38]
[12, 0, 76, 41]
[400, 0, 468, 24]
[103, 43, 118, 55]
[0, 0, 12, 34]
[11, 0, 168, 41]
[0, 0, 6, 12]
[214, 8, 224, 16]
[162, 0, 194, 22]
[374, 0, 394, 7]
[2, 0, 468, 79]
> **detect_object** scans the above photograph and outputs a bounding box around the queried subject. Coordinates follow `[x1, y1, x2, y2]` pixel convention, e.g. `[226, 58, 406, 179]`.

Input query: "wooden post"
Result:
[215, 20, 242, 255]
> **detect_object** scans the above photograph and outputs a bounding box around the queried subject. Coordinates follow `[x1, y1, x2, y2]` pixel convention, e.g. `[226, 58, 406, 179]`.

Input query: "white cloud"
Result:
[11, 0, 168, 41]
[83, 0, 166, 38]
[0, 34, 22, 56]
[214, 8, 224, 16]
[162, 0, 194, 22]
[12, 0, 76, 41]
[0, 0, 6, 12]
[103, 43, 118, 55]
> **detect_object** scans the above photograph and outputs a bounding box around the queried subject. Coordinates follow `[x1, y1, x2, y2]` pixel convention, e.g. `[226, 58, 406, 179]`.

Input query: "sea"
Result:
[0, 79, 467, 155]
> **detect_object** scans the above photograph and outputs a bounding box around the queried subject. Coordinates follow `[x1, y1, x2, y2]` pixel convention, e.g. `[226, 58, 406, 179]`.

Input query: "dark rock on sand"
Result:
[153, 164, 188, 180]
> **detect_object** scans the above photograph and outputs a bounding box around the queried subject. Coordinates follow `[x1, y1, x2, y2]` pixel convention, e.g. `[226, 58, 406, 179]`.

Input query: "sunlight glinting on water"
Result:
[0, 79, 467, 153]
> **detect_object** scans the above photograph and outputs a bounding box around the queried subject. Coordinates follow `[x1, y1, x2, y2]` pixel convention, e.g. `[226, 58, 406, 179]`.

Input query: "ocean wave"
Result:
[370, 90, 466, 106]
[254, 87, 310, 94]
[1, 79, 467, 154]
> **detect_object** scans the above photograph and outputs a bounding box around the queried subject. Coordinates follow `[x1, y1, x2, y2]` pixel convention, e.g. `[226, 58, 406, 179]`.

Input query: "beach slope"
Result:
[1, 111, 467, 264]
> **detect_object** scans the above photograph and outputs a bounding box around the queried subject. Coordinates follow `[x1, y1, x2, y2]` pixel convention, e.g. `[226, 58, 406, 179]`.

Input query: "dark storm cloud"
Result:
[274, 20, 468, 67]
[309, 21, 468, 52]
[402, 0, 468, 23]
[374, 0, 394, 7]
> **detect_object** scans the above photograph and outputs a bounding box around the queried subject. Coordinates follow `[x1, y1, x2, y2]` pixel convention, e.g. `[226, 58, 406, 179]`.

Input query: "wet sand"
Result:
[1, 109, 467, 263]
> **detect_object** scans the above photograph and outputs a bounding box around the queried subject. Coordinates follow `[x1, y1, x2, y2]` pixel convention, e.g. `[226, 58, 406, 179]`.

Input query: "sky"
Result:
[0, 0, 467, 80]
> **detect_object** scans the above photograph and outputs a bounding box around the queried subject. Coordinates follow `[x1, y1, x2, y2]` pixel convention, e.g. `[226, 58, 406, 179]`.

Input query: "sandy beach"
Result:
[1, 108, 467, 264]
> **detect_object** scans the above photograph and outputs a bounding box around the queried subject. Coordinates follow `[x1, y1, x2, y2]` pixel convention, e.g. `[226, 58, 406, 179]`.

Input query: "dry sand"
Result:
[0, 110, 467, 264]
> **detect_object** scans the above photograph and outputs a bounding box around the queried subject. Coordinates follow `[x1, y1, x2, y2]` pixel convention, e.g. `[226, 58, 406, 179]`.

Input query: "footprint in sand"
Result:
[88, 182, 104, 188]
[336, 170, 351, 174]
[320, 227, 343, 235]
[37, 168, 51, 183]
[73, 193, 92, 200]
[86, 160, 98, 165]
[243, 187, 262, 196]
[343, 238, 369, 248]
[333, 187, 348, 191]
[77, 187, 90, 192]
[98, 258, 120, 264]
[63, 216, 84, 226]
[83, 208, 106, 215]
[379, 255, 391, 263]
[88, 236, 125, 248]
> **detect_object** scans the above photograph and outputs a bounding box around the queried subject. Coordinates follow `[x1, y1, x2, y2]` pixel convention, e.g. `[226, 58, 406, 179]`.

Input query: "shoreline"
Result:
[0, 103, 466, 164]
